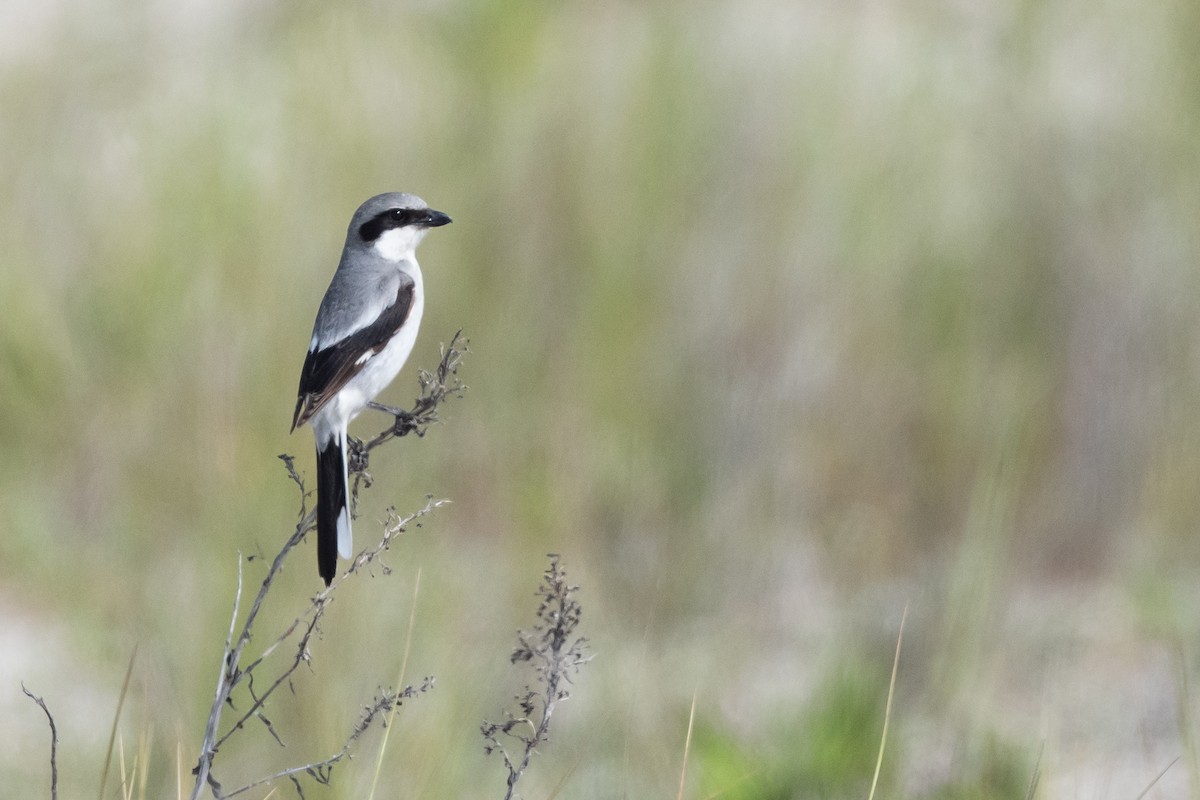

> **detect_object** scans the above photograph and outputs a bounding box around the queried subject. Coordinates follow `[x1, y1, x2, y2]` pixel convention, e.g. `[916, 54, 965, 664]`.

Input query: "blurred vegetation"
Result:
[694, 662, 896, 799]
[3, 0, 1200, 797]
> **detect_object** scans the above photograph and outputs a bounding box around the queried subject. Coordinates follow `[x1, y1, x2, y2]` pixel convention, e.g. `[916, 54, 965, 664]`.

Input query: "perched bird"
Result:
[292, 193, 451, 585]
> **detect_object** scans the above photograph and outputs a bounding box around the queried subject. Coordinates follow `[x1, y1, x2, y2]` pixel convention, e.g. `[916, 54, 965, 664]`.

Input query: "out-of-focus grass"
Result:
[692, 666, 887, 800]
[3, 0, 1200, 797]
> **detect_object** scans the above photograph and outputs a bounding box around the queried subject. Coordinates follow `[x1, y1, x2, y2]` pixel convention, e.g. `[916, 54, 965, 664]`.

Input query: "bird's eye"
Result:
[389, 208, 406, 221]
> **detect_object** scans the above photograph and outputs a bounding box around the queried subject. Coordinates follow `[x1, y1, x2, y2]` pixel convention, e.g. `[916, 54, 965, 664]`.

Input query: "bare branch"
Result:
[189, 333, 466, 799]
[211, 495, 446, 764]
[221, 679, 434, 798]
[190, 556, 245, 800]
[482, 555, 592, 800]
[191, 498, 442, 800]
[214, 609, 323, 751]
[22, 685, 58, 800]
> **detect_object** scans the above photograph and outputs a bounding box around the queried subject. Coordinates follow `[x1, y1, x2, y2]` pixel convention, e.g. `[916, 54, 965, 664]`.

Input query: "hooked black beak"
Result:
[423, 209, 452, 227]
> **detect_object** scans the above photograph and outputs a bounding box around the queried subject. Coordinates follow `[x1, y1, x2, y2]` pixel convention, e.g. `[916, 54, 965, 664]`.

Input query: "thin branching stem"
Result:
[222, 680, 434, 798]
[22, 685, 58, 800]
[188, 333, 466, 800]
[482, 555, 592, 800]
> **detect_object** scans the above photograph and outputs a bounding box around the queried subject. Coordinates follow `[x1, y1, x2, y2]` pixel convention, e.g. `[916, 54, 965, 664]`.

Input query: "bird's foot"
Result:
[367, 400, 407, 417]
[347, 435, 369, 473]
[368, 401, 419, 437]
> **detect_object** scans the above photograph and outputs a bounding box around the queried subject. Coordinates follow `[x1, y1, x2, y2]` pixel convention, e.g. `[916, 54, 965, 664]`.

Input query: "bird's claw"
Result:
[368, 401, 419, 436]
[347, 435, 369, 473]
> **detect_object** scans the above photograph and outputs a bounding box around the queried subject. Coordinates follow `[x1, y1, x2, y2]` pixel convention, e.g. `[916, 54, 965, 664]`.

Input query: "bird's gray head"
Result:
[348, 192, 452, 262]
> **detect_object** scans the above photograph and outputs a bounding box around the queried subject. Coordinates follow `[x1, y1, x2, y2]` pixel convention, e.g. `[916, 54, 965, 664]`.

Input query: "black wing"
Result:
[291, 275, 416, 431]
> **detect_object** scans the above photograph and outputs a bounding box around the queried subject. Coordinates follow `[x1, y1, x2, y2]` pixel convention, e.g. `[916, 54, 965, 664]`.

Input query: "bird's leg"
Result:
[346, 434, 369, 474]
[367, 400, 407, 416]
[367, 400, 419, 436]
[346, 435, 373, 516]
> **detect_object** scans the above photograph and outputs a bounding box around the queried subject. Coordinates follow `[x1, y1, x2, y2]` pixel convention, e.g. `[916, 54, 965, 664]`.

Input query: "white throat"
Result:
[373, 226, 427, 262]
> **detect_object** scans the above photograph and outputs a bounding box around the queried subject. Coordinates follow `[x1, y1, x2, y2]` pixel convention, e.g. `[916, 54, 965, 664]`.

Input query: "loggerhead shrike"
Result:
[292, 192, 451, 585]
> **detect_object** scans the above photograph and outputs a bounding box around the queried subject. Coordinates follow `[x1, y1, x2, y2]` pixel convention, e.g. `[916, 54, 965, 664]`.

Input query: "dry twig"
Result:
[22, 684, 58, 800]
[482, 555, 592, 800]
[189, 333, 466, 800]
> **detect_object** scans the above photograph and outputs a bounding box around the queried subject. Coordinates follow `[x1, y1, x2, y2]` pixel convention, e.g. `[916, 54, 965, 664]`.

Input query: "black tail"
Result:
[316, 435, 348, 586]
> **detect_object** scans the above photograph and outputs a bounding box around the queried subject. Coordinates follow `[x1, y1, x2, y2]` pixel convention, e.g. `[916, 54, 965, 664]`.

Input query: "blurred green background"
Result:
[3, 0, 1200, 797]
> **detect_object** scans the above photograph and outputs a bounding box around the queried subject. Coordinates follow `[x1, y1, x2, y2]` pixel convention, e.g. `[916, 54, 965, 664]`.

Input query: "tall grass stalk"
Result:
[368, 567, 424, 800]
[868, 605, 907, 800]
